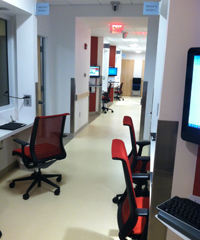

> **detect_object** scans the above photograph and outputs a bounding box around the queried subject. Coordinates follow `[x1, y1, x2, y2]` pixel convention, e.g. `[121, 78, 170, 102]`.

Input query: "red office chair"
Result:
[112, 116, 150, 204]
[102, 83, 114, 113]
[9, 113, 69, 200]
[114, 82, 124, 101]
[112, 139, 149, 240]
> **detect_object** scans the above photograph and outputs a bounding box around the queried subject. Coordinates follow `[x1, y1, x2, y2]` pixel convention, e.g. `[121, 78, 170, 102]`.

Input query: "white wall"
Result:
[143, 16, 159, 140]
[38, 4, 158, 133]
[115, 50, 122, 85]
[0, 0, 37, 171]
[152, 0, 200, 239]
[122, 52, 145, 60]
[74, 18, 91, 132]
[102, 47, 110, 92]
[96, 37, 103, 111]
[122, 52, 145, 80]
[150, 0, 169, 135]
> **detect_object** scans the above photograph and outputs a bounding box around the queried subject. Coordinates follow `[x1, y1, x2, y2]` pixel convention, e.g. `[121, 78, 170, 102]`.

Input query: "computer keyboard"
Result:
[157, 196, 200, 240]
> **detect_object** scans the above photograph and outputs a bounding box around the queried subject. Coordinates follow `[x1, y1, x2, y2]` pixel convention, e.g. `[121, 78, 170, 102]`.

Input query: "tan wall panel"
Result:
[121, 60, 134, 96]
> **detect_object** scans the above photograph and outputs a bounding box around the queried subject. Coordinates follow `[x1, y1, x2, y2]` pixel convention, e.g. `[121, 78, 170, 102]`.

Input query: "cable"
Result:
[3, 91, 28, 99]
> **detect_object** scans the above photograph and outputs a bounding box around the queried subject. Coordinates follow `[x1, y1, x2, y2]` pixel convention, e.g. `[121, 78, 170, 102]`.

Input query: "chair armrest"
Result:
[136, 208, 149, 217]
[137, 156, 150, 162]
[132, 173, 150, 180]
[136, 140, 150, 156]
[13, 138, 29, 147]
[137, 156, 150, 173]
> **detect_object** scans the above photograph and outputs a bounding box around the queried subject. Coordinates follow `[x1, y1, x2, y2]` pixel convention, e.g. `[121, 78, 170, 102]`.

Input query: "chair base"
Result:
[102, 105, 114, 114]
[9, 169, 61, 200]
[114, 95, 124, 101]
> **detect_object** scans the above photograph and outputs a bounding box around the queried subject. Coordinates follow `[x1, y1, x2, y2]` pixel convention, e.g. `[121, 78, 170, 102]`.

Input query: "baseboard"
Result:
[0, 161, 18, 179]
[89, 112, 99, 116]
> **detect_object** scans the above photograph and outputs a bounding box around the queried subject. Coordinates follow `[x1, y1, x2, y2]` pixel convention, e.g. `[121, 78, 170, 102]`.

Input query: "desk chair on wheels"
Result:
[112, 116, 150, 204]
[112, 139, 149, 240]
[9, 113, 69, 200]
[114, 82, 124, 101]
[102, 83, 114, 113]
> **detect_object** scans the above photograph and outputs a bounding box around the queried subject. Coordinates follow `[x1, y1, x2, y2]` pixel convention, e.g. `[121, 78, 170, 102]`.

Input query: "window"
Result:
[0, 18, 9, 106]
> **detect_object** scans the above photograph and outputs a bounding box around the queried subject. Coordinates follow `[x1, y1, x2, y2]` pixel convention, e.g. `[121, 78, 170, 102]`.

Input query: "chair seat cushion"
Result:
[13, 143, 63, 160]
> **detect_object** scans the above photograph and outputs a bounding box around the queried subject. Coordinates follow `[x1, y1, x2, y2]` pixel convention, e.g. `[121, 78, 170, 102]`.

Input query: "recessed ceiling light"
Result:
[129, 43, 138, 48]
[135, 50, 142, 53]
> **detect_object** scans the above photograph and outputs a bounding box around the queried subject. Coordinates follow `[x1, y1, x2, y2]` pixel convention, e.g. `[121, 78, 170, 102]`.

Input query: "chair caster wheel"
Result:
[104, 111, 107, 114]
[9, 181, 15, 188]
[111, 110, 114, 113]
[112, 196, 118, 204]
[54, 188, 60, 196]
[56, 176, 62, 182]
[0, 230, 2, 238]
[23, 193, 29, 200]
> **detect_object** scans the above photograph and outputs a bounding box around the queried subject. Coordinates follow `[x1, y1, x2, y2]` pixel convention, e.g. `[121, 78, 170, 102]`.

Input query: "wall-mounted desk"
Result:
[0, 121, 33, 141]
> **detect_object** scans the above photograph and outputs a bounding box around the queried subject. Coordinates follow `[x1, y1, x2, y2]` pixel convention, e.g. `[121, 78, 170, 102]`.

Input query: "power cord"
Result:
[3, 91, 29, 99]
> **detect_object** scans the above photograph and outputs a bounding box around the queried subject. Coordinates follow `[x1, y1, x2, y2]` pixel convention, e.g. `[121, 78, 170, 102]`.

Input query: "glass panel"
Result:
[0, 18, 9, 106]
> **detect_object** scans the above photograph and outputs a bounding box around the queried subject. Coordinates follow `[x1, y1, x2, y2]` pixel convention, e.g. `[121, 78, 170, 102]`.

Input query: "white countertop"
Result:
[0, 121, 33, 141]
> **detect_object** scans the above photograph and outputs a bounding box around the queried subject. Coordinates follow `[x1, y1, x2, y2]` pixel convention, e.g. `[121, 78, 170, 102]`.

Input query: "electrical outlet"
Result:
[24, 95, 31, 107]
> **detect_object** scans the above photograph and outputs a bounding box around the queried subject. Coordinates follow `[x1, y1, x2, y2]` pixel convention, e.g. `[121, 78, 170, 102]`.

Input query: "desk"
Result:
[0, 121, 33, 141]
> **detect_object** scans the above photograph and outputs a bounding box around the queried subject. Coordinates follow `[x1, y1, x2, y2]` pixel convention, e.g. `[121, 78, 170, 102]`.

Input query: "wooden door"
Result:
[121, 60, 134, 96]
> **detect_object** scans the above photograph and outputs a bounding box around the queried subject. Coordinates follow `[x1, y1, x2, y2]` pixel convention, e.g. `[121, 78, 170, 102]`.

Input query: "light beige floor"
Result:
[0, 96, 144, 240]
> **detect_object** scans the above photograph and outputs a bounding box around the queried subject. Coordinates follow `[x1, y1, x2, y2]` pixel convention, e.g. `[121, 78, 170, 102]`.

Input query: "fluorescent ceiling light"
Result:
[122, 38, 138, 42]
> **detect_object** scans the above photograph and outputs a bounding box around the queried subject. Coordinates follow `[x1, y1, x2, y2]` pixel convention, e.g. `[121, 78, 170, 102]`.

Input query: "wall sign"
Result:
[110, 24, 124, 34]
[143, 2, 160, 15]
[35, 3, 49, 16]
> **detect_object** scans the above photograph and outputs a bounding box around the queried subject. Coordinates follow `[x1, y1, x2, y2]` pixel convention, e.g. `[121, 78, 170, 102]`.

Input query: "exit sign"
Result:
[110, 24, 124, 34]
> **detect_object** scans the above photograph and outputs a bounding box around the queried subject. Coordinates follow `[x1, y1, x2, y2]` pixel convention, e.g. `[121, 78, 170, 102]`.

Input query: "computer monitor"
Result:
[108, 67, 118, 76]
[90, 66, 100, 78]
[181, 47, 200, 144]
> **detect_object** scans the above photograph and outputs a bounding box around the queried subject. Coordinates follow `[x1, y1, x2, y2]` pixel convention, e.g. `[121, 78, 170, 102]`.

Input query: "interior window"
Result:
[0, 18, 9, 106]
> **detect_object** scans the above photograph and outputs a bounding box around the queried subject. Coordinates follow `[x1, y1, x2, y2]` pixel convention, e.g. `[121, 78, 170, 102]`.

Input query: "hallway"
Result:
[0, 96, 144, 240]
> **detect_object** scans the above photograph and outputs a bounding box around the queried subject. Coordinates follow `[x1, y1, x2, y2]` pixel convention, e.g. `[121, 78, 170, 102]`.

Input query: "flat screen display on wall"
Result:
[108, 67, 118, 76]
[90, 66, 100, 78]
[181, 47, 200, 144]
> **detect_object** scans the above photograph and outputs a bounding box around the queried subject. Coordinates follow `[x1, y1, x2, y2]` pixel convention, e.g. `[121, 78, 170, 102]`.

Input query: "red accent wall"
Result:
[89, 37, 98, 112]
[90, 37, 98, 66]
[193, 146, 200, 196]
[109, 45, 116, 67]
[89, 91, 96, 111]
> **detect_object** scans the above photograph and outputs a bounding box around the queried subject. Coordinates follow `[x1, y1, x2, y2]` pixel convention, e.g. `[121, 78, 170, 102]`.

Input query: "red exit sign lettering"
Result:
[110, 24, 124, 34]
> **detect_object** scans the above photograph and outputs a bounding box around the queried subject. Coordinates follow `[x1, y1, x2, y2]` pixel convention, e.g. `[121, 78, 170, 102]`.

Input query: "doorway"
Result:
[37, 36, 45, 116]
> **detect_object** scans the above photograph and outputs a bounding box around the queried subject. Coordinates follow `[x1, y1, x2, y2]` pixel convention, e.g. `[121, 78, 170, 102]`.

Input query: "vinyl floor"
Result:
[0, 96, 144, 240]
